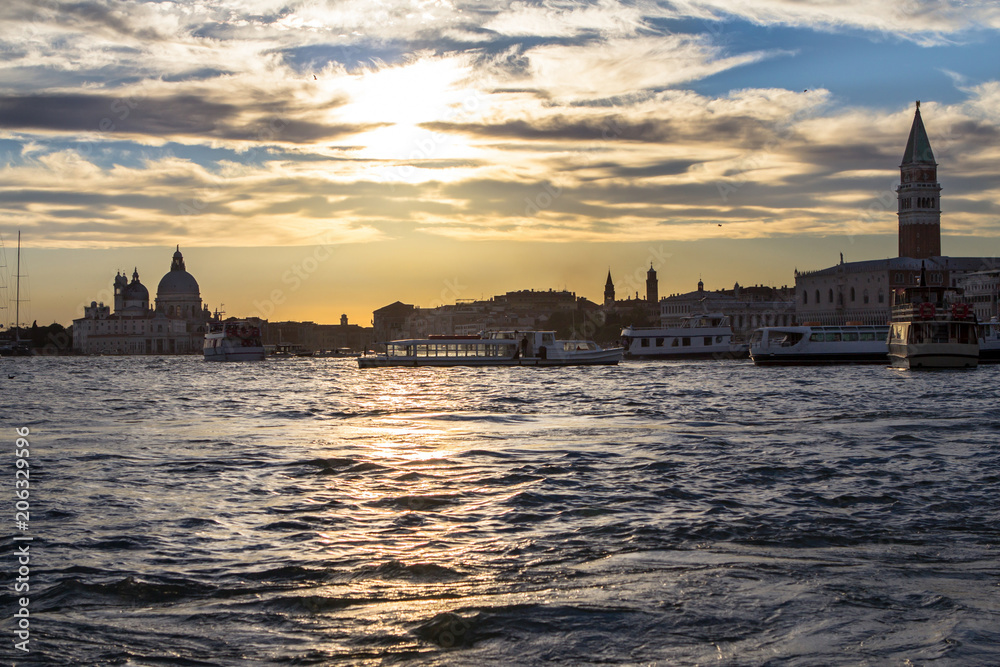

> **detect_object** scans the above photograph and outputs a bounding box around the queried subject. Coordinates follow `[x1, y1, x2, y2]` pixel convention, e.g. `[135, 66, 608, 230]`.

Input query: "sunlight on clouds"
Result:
[522, 35, 779, 100]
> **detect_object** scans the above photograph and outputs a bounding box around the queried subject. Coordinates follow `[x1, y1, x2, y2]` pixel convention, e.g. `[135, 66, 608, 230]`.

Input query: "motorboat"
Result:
[203, 321, 265, 361]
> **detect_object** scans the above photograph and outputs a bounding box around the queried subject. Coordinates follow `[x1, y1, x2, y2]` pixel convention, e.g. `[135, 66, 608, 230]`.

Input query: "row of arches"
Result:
[899, 196, 937, 210]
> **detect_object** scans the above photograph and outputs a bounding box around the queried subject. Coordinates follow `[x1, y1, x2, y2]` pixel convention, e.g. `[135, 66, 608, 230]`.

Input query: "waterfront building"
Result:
[961, 269, 1000, 322]
[73, 247, 215, 354]
[659, 280, 796, 337]
[373, 289, 601, 341]
[795, 103, 998, 325]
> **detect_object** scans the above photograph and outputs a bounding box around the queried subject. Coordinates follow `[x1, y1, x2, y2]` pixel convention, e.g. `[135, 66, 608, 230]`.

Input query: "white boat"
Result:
[620, 313, 747, 360]
[357, 331, 623, 368]
[203, 321, 265, 361]
[749, 324, 889, 366]
[887, 280, 978, 370]
[979, 318, 1000, 363]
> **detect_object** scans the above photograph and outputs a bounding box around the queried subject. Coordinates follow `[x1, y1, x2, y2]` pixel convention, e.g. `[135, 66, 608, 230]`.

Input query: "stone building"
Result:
[659, 280, 796, 337]
[73, 247, 215, 354]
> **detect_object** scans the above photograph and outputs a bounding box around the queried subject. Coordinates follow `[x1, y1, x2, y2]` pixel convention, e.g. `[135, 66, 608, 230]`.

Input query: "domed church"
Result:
[156, 246, 203, 320]
[73, 246, 216, 355]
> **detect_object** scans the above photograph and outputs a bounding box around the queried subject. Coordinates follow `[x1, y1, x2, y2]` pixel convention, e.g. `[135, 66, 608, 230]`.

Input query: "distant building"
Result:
[372, 289, 602, 341]
[265, 316, 372, 353]
[961, 269, 1000, 322]
[660, 280, 796, 336]
[73, 247, 214, 354]
[796, 103, 998, 325]
[373, 301, 415, 342]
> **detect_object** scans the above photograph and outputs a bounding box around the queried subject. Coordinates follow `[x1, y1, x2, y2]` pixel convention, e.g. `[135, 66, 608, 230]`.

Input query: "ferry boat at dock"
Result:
[203, 321, 265, 361]
[357, 331, 622, 368]
[887, 277, 978, 370]
[620, 313, 746, 360]
[749, 324, 890, 365]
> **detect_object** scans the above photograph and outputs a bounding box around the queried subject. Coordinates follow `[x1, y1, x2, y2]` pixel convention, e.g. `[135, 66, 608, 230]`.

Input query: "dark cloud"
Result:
[422, 114, 778, 147]
[0, 93, 380, 143]
[0, 0, 172, 41]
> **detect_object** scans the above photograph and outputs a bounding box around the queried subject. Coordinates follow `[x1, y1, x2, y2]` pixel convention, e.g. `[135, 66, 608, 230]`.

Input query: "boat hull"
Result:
[358, 349, 622, 368]
[888, 344, 979, 369]
[625, 348, 748, 360]
[203, 346, 266, 362]
[752, 351, 887, 366]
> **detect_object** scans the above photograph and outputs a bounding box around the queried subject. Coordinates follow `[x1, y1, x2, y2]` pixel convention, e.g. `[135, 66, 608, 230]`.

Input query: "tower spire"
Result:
[897, 101, 941, 259]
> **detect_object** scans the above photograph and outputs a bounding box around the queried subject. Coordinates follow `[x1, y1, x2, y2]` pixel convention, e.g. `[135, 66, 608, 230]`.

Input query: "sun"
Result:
[329, 56, 485, 179]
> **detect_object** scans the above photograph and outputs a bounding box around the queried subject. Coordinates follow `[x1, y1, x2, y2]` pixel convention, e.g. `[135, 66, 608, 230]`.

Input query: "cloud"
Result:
[0, 92, 380, 143]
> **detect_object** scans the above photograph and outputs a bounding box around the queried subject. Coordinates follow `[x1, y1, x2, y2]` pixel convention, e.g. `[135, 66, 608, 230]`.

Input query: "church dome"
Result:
[125, 280, 149, 302]
[157, 246, 200, 298]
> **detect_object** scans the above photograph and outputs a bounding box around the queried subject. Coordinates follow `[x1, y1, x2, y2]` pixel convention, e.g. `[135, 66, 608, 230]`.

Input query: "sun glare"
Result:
[333, 57, 484, 176]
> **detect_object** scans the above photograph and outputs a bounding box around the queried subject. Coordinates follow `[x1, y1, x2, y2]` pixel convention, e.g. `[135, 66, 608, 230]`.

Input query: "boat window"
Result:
[750, 331, 762, 344]
[704, 337, 712, 346]
[715, 336, 723, 344]
[641, 338, 649, 347]
[655, 337, 664, 346]
[682, 337, 690, 347]
[825, 333, 841, 342]
[670, 338, 679, 347]
[843, 333, 859, 342]
[809, 333, 824, 342]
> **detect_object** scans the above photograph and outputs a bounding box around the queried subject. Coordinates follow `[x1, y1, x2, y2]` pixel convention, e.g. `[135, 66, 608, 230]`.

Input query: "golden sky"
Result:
[1, 1, 999, 325]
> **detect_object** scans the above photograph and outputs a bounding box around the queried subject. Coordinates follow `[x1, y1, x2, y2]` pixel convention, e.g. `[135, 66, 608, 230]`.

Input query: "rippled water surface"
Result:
[4, 356, 1000, 665]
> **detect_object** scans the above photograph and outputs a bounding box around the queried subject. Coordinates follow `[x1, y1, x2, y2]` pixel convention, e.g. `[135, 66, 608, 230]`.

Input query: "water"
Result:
[4, 357, 1000, 665]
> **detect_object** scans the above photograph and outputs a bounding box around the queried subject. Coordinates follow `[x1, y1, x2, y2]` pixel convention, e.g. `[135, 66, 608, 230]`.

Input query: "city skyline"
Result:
[2, 1, 1000, 326]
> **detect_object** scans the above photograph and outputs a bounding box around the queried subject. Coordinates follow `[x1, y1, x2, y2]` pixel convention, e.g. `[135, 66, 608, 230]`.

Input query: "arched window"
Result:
[803, 291, 808, 304]
[850, 287, 855, 302]
[863, 289, 869, 304]
[828, 289, 834, 303]
[878, 290, 885, 304]
[815, 290, 820, 304]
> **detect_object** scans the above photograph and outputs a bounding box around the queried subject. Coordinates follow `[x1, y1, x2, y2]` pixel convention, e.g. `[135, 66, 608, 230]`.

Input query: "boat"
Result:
[0, 232, 32, 357]
[357, 330, 623, 368]
[887, 271, 978, 370]
[979, 318, 1000, 363]
[313, 348, 361, 358]
[749, 324, 890, 365]
[203, 321, 265, 361]
[620, 313, 747, 360]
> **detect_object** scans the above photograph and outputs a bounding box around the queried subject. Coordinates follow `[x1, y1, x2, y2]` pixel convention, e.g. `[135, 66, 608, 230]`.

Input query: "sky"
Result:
[1, 0, 999, 327]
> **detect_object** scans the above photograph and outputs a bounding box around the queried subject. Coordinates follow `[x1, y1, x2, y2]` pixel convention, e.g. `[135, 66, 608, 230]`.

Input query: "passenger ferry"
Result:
[620, 313, 747, 360]
[979, 318, 1000, 363]
[203, 321, 265, 361]
[357, 331, 622, 368]
[887, 279, 978, 370]
[749, 324, 890, 365]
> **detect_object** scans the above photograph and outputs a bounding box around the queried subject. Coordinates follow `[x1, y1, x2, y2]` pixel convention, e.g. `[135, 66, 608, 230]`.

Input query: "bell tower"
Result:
[604, 270, 615, 307]
[897, 101, 941, 259]
[646, 263, 658, 304]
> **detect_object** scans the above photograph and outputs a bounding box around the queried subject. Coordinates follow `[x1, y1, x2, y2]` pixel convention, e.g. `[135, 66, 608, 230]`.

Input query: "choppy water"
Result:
[3, 356, 1000, 665]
